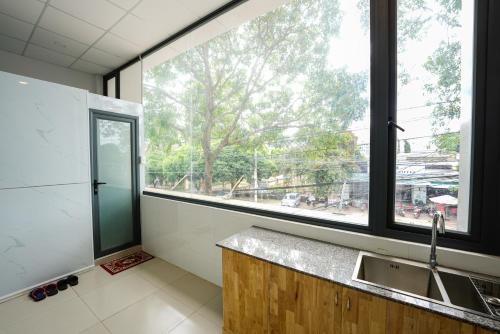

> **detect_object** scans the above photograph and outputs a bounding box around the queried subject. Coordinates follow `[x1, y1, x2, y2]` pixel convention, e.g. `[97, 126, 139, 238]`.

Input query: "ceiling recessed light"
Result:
[18, 81, 28, 85]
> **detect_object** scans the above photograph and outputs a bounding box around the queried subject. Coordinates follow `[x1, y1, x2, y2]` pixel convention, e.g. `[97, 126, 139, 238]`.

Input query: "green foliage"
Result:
[144, 0, 464, 196]
[424, 41, 461, 125]
[434, 132, 460, 153]
[144, 0, 369, 194]
[213, 146, 252, 185]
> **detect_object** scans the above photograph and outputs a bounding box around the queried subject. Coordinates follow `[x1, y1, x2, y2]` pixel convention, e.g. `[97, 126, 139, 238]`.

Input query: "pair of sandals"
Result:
[30, 275, 78, 302]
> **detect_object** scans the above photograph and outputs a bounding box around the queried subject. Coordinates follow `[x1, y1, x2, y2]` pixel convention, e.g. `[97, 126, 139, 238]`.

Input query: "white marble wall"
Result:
[0, 71, 94, 299]
[0, 184, 93, 298]
[0, 71, 89, 189]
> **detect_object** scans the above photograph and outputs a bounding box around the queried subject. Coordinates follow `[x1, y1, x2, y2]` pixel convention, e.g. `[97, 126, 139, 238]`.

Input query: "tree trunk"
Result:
[204, 156, 214, 195]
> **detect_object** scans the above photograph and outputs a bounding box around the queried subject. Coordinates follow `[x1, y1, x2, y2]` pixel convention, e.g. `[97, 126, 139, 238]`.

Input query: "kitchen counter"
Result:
[216, 226, 500, 332]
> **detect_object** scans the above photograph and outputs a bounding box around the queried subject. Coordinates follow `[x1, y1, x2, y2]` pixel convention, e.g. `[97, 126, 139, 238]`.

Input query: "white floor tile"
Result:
[161, 273, 221, 310]
[103, 290, 195, 334]
[195, 294, 222, 327]
[72, 266, 134, 296]
[168, 313, 222, 334]
[4, 296, 98, 334]
[135, 258, 188, 289]
[0, 288, 77, 330]
[0, 259, 224, 334]
[79, 323, 111, 334]
[79, 273, 157, 320]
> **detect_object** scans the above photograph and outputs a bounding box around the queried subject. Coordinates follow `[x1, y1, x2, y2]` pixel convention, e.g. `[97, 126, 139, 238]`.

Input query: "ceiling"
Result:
[0, 0, 232, 75]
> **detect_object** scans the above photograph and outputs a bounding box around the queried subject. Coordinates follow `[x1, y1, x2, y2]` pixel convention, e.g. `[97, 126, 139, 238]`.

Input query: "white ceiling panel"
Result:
[49, 0, 125, 30]
[71, 59, 111, 74]
[133, 0, 196, 33]
[94, 33, 141, 59]
[0, 12, 34, 41]
[168, 19, 228, 54]
[181, 0, 231, 19]
[0, 0, 45, 24]
[81, 47, 125, 68]
[0, 0, 248, 75]
[25, 44, 77, 67]
[0, 34, 26, 54]
[111, 14, 165, 49]
[107, 0, 141, 11]
[31, 28, 89, 57]
[39, 7, 104, 45]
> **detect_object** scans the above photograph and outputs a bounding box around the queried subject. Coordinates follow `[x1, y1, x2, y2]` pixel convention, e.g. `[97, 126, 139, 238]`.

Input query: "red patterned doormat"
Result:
[101, 251, 154, 275]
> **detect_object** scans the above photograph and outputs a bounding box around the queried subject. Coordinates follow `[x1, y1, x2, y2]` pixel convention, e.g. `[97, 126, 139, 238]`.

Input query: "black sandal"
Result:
[44, 283, 58, 296]
[30, 288, 46, 302]
[66, 275, 78, 286]
[57, 279, 68, 291]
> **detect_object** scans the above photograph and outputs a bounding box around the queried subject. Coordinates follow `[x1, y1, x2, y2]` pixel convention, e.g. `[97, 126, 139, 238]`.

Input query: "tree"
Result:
[423, 0, 462, 153]
[213, 147, 252, 188]
[404, 140, 411, 153]
[144, 0, 369, 194]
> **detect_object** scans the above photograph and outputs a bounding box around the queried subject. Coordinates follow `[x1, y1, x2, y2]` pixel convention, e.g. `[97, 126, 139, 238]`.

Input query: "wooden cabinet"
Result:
[384, 300, 495, 334]
[222, 249, 496, 334]
[341, 287, 388, 334]
[269, 263, 342, 333]
[222, 249, 270, 334]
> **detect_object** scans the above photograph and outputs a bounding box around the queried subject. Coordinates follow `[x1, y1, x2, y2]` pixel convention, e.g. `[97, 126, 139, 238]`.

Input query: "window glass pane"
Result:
[144, 0, 370, 225]
[396, 0, 474, 232]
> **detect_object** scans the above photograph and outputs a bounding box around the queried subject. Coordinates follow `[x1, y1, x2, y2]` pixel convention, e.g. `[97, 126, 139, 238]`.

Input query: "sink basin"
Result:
[354, 253, 444, 301]
[439, 271, 488, 313]
[353, 251, 499, 320]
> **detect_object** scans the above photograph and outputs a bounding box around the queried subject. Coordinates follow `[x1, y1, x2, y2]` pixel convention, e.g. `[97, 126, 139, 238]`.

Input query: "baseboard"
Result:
[0, 264, 95, 304]
[94, 245, 143, 266]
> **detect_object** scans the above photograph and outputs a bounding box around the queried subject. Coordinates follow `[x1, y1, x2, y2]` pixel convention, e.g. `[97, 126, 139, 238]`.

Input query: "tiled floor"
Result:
[0, 258, 222, 334]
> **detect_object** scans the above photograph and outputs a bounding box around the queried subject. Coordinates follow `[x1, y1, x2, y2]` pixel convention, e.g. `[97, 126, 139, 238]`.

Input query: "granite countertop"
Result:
[216, 226, 500, 332]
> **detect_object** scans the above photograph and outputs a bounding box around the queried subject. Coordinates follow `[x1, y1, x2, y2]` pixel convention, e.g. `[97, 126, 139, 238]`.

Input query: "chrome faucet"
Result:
[430, 212, 445, 269]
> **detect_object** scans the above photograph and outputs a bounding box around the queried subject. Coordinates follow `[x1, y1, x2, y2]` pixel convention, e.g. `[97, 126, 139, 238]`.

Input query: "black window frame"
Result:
[374, 0, 494, 255]
[105, 0, 500, 256]
[103, 71, 120, 99]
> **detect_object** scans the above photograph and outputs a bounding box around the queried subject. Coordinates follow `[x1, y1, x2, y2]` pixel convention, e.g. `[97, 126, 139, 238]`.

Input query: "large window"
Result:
[123, 0, 499, 253]
[143, 0, 370, 225]
[395, 0, 474, 232]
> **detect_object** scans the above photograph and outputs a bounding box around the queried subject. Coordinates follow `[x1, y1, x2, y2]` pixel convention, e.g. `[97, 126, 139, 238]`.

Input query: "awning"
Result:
[429, 195, 458, 205]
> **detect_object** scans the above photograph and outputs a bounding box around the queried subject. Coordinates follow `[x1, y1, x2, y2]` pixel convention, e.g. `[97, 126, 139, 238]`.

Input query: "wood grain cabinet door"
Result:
[341, 286, 496, 334]
[222, 249, 270, 334]
[386, 301, 496, 334]
[269, 264, 343, 334]
[341, 287, 388, 334]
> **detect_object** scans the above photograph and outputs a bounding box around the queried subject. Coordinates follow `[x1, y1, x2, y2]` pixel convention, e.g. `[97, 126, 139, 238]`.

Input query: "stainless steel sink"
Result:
[355, 254, 444, 301]
[352, 251, 499, 319]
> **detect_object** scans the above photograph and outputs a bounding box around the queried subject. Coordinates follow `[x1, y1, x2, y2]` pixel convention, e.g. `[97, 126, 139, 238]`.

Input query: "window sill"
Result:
[143, 188, 369, 230]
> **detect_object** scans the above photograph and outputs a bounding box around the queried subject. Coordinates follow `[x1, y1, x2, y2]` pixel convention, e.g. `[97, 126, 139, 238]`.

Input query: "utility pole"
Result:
[254, 148, 258, 202]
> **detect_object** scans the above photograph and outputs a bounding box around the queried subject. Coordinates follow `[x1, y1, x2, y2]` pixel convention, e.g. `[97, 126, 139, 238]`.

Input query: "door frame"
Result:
[90, 109, 141, 259]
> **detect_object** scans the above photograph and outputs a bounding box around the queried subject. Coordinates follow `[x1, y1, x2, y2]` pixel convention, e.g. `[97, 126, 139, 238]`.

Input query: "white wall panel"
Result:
[0, 71, 90, 189]
[119, 61, 142, 104]
[0, 50, 101, 93]
[141, 195, 500, 287]
[0, 183, 93, 299]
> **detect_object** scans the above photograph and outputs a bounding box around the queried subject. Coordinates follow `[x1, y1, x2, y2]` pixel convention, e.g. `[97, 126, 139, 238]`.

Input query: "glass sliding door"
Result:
[91, 110, 140, 258]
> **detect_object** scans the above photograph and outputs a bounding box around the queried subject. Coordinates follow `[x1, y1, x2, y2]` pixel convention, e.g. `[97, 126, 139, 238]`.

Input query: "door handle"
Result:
[388, 120, 405, 132]
[93, 180, 107, 194]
